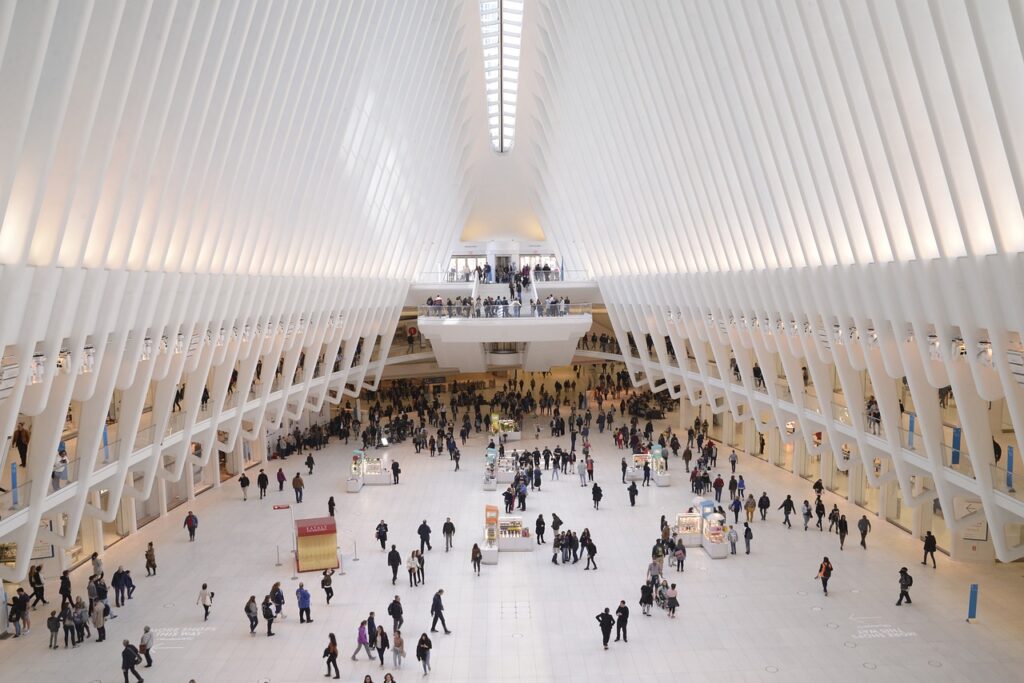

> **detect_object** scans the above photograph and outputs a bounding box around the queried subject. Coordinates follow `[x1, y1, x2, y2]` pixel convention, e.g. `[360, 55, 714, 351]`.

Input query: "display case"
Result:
[494, 455, 516, 483]
[481, 505, 500, 564]
[676, 511, 703, 547]
[361, 452, 392, 485]
[652, 455, 671, 487]
[491, 414, 522, 442]
[702, 513, 729, 559]
[497, 516, 534, 552]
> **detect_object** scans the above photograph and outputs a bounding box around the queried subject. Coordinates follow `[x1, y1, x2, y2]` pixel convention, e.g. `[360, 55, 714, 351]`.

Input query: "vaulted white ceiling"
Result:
[1, 0, 1023, 280]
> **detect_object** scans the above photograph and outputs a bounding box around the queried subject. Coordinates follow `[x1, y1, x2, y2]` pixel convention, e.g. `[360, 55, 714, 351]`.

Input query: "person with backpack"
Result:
[244, 596, 259, 635]
[376, 520, 389, 550]
[387, 595, 404, 633]
[321, 569, 335, 604]
[261, 596, 276, 636]
[627, 480, 638, 506]
[183, 511, 198, 541]
[816, 557, 834, 596]
[121, 639, 145, 683]
[896, 567, 913, 606]
[238, 472, 250, 501]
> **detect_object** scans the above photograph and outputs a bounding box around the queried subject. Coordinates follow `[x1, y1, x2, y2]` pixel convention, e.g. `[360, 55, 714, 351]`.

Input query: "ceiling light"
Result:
[479, 0, 523, 153]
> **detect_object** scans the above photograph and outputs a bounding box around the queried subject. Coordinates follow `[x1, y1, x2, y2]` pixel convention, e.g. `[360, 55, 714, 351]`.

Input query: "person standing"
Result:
[922, 531, 937, 568]
[778, 495, 795, 528]
[238, 472, 250, 501]
[292, 473, 304, 503]
[144, 543, 157, 576]
[627, 481, 638, 507]
[59, 570, 73, 607]
[896, 567, 913, 606]
[392, 630, 405, 669]
[726, 525, 738, 555]
[614, 600, 629, 642]
[802, 500, 812, 530]
[327, 496, 336, 517]
[535, 515, 546, 544]
[197, 583, 213, 621]
[728, 449, 738, 473]
[743, 522, 753, 554]
[596, 608, 615, 650]
[471, 544, 482, 576]
[584, 539, 598, 570]
[183, 511, 199, 541]
[592, 483, 603, 510]
[579, 459, 588, 487]
[376, 520, 390, 550]
[621, 457, 628, 483]
[391, 458, 401, 484]
[388, 595, 404, 633]
[374, 625, 391, 666]
[351, 620, 373, 660]
[442, 518, 456, 551]
[270, 581, 286, 618]
[12, 422, 29, 468]
[407, 551, 419, 587]
[91, 599, 106, 642]
[60, 603, 76, 647]
[261, 596, 275, 636]
[837, 515, 849, 550]
[639, 584, 654, 616]
[296, 583, 312, 623]
[121, 639, 144, 683]
[245, 596, 259, 635]
[305, 452, 315, 475]
[817, 557, 834, 596]
[430, 589, 451, 634]
[46, 610, 60, 649]
[139, 626, 154, 667]
[416, 633, 433, 675]
[321, 569, 335, 604]
[257, 469, 269, 499]
[858, 515, 871, 549]
[665, 583, 680, 618]
[324, 633, 340, 679]
[418, 520, 433, 553]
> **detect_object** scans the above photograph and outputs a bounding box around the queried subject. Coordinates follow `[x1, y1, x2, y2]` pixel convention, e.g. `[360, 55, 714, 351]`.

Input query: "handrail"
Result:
[417, 303, 592, 318]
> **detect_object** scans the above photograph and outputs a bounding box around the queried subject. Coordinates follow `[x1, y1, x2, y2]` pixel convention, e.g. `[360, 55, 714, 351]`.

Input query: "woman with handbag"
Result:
[139, 626, 154, 667]
[324, 632, 340, 678]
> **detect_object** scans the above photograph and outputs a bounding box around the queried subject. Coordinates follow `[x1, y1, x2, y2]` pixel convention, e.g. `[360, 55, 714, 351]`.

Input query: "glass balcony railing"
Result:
[418, 303, 592, 318]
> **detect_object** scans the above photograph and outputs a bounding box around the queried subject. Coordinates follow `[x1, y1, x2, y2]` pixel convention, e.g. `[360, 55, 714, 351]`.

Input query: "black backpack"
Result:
[262, 604, 274, 620]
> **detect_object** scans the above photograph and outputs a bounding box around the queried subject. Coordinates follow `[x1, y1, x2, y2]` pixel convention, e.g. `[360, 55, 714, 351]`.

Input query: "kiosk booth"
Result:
[295, 516, 340, 572]
[481, 505, 500, 564]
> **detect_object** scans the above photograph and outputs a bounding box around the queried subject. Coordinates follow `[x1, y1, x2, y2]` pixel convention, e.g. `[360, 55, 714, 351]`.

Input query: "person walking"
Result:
[296, 582, 312, 623]
[393, 630, 405, 669]
[197, 583, 213, 621]
[430, 589, 451, 634]
[814, 498, 826, 530]
[627, 481, 638, 507]
[183, 511, 198, 541]
[442, 518, 456, 551]
[244, 596, 259, 635]
[292, 473, 304, 503]
[261, 596, 276, 636]
[837, 514, 849, 550]
[416, 633, 433, 675]
[471, 543, 483, 575]
[418, 520, 433, 553]
[376, 520, 390, 550]
[121, 639, 145, 683]
[327, 495, 336, 517]
[596, 608, 615, 650]
[276, 467, 286, 492]
[922, 531, 937, 568]
[387, 545, 402, 585]
[139, 626, 154, 667]
[257, 469, 269, 498]
[743, 522, 753, 554]
[778, 495, 795, 528]
[728, 449, 738, 473]
[29, 564, 48, 608]
[816, 557, 834, 596]
[351, 620, 373, 660]
[757, 492, 770, 521]
[407, 551, 419, 587]
[305, 452, 315, 475]
[584, 539, 598, 570]
[802, 500, 812, 530]
[896, 567, 913, 606]
[324, 633, 340, 679]
[388, 595, 404, 633]
[270, 581, 286, 619]
[744, 494, 756, 522]
[321, 569, 335, 604]
[535, 515, 546, 544]
[375, 625, 391, 666]
[639, 584, 654, 616]
[858, 515, 871, 548]
[239, 472, 250, 501]
[665, 583, 680, 617]
[592, 482, 603, 510]
[614, 600, 629, 642]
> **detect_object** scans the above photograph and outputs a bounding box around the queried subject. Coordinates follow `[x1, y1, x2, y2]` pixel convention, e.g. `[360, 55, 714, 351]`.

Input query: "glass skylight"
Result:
[479, 0, 523, 153]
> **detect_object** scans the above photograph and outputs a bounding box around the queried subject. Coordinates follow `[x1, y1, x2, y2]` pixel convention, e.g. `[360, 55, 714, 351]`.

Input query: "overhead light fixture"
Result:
[30, 354, 46, 384]
[479, 0, 523, 153]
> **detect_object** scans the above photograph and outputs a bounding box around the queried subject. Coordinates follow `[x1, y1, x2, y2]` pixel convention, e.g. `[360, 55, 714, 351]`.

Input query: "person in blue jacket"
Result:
[296, 583, 312, 624]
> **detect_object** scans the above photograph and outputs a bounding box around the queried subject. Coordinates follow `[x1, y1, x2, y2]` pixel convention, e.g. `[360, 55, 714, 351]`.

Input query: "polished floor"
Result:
[2, 393, 1023, 683]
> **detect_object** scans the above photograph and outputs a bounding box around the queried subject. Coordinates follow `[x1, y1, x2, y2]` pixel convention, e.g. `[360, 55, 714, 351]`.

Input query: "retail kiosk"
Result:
[676, 511, 703, 547]
[481, 505, 500, 564]
[491, 414, 521, 442]
[652, 452, 671, 486]
[496, 516, 534, 552]
[494, 455, 516, 483]
[483, 448, 498, 490]
[360, 452, 392, 485]
[702, 513, 729, 559]
[295, 517, 340, 572]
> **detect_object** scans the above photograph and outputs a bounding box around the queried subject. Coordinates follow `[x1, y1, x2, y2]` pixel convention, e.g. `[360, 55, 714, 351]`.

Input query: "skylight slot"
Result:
[480, 0, 523, 153]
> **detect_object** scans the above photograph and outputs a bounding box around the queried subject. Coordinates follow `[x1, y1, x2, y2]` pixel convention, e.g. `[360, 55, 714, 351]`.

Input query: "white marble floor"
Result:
[3, 402, 1023, 683]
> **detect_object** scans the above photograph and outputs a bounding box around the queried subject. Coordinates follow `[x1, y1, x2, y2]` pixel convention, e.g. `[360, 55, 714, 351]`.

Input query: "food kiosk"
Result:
[496, 516, 534, 552]
[702, 513, 729, 559]
[360, 452, 392, 485]
[676, 511, 703, 547]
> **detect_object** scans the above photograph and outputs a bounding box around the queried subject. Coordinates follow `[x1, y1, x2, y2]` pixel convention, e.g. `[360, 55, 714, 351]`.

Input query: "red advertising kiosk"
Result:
[295, 516, 339, 572]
